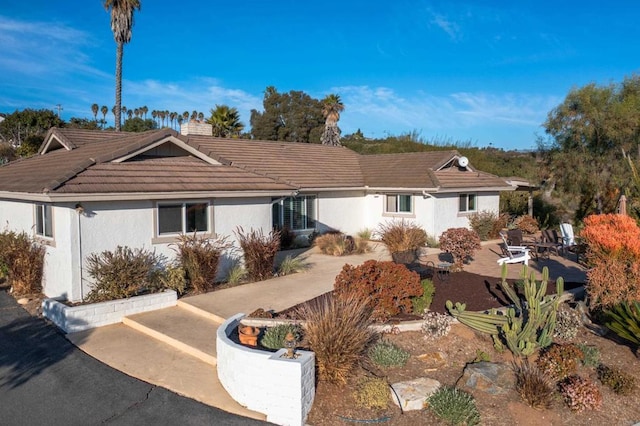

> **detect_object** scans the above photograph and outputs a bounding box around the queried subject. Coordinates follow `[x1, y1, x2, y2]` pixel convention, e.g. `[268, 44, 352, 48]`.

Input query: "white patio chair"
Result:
[560, 223, 576, 247]
[497, 232, 531, 266]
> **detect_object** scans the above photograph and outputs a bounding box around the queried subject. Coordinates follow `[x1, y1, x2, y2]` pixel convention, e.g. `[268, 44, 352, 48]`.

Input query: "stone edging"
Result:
[42, 290, 177, 333]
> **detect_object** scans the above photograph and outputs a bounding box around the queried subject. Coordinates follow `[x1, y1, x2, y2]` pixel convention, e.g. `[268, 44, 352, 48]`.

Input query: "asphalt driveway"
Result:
[0, 290, 269, 426]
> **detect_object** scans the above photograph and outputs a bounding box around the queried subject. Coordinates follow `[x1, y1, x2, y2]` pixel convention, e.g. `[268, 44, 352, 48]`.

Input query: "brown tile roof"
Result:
[0, 128, 511, 198]
[183, 136, 365, 188]
[359, 151, 456, 189]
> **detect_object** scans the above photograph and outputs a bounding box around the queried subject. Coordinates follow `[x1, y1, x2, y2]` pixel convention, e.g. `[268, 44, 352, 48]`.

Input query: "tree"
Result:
[320, 94, 344, 146]
[141, 105, 148, 119]
[100, 105, 108, 127]
[67, 117, 101, 130]
[206, 105, 244, 137]
[122, 117, 157, 132]
[91, 103, 99, 121]
[0, 109, 63, 146]
[540, 75, 640, 220]
[103, 0, 141, 132]
[250, 86, 324, 143]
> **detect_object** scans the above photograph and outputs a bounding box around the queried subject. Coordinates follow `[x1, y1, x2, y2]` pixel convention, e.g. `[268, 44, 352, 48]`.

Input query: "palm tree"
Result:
[141, 105, 148, 119]
[170, 112, 177, 129]
[151, 109, 157, 125]
[197, 111, 204, 122]
[183, 111, 189, 122]
[134, 107, 140, 118]
[91, 103, 99, 121]
[127, 110, 133, 120]
[321, 94, 344, 146]
[100, 105, 108, 129]
[206, 105, 245, 137]
[191, 110, 198, 121]
[103, 0, 141, 131]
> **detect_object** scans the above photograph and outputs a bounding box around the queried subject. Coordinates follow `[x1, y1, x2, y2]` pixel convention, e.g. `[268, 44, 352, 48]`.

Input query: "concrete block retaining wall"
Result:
[217, 314, 315, 426]
[42, 290, 177, 333]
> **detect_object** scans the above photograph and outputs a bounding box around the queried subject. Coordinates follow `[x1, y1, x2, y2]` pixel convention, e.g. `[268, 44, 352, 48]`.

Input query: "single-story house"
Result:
[0, 124, 513, 301]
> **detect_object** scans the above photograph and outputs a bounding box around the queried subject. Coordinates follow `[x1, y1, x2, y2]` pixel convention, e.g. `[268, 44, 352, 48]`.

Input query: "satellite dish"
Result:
[458, 156, 469, 168]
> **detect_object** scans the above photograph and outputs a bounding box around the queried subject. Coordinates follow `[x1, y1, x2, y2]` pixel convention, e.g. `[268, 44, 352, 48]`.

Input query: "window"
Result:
[385, 194, 412, 214]
[158, 202, 208, 235]
[272, 196, 316, 231]
[35, 204, 53, 238]
[459, 193, 477, 213]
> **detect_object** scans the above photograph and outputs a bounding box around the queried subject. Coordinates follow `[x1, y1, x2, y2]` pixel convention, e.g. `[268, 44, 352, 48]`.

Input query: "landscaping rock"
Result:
[457, 361, 515, 395]
[417, 351, 447, 370]
[390, 377, 441, 411]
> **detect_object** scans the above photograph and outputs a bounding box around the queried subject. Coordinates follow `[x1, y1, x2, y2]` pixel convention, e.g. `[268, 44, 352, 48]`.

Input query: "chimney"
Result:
[180, 121, 213, 136]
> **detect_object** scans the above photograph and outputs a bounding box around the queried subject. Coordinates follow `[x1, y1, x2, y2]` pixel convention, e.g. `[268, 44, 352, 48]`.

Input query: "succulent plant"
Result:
[368, 340, 410, 367]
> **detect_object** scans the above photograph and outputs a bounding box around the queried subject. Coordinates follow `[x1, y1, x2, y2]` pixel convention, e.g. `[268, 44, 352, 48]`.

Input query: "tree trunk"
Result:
[115, 42, 123, 132]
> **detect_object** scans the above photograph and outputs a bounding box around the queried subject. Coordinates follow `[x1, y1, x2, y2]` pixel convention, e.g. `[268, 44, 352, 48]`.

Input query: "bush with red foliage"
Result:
[438, 228, 482, 269]
[334, 260, 423, 322]
[581, 214, 640, 308]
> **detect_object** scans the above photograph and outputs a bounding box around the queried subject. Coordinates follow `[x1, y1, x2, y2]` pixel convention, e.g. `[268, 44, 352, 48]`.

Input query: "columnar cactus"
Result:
[446, 264, 564, 357]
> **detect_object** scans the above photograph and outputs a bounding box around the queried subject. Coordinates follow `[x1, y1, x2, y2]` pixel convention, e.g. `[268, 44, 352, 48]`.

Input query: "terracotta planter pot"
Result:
[238, 325, 260, 346]
[391, 250, 418, 265]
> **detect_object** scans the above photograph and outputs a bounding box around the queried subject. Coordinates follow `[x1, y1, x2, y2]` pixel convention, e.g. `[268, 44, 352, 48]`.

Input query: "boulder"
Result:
[390, 377, 441, 411]
[457, 361, 515, 395]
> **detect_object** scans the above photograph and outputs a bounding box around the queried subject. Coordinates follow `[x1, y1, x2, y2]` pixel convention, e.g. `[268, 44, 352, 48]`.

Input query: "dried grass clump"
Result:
[0, 230, 45, 296]
[296, 291, 376, 384]
[314, 233, 369, 256]
[513, 360, 555, 409]
[376, 220, 428, 254]
[173, 233, 231, 292]
[235, 227, 280, 281]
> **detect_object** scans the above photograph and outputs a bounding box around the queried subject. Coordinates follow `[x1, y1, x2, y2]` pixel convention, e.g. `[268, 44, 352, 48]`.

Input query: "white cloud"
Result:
[428, 11, 462, 41]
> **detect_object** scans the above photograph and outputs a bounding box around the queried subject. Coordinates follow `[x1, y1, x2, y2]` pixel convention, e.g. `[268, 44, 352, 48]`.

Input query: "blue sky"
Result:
[1, 1, 639, 150]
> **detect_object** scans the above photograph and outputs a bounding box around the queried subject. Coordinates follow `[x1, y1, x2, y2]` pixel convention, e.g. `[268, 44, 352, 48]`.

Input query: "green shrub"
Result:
[353, 377, 389, 409]
[277, 255, 310, 276]
[513, 360, 555, 409]
[577, 344, 600, 368]
[605, 301, 640, 347]
[537, 343, 584, 382]
[368, 340, 410, 367]
[314, 233, 368, 256]
[260, 323, 303, 350]
[357, 228, 372, 240]
[468, 210, 500, 241]
[160, 265, 187, 295]
[411, 278, 435, 314]
[85, 246, 165, 303]
[0, 230, 45, 296]
[334, 260, 423, 322]
[558, 375, 602, 412]
[427, 386, 480, 426]
[295, 292, 376, 384]
[438, 228, 481, 269]
[173, 233, 231, 293]
[376, 220, 428, 254]
[225, 262, 247, 285]
[235, 227, 280, 282]
[597, 364, 636, 395]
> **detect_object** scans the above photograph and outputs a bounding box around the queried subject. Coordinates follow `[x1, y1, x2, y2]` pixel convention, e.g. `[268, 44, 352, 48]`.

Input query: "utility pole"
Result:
[55, 104, 63, 118]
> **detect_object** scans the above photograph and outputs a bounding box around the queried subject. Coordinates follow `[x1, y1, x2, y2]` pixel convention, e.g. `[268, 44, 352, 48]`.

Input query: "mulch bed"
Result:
[272, 270, 584, 319]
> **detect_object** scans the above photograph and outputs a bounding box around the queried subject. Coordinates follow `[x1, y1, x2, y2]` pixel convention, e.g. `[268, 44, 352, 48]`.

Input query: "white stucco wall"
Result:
[316, 191, 365, 235]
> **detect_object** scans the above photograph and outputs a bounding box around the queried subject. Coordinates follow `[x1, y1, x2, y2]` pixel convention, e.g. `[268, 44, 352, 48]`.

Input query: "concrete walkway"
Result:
[66, 239, 586, 421]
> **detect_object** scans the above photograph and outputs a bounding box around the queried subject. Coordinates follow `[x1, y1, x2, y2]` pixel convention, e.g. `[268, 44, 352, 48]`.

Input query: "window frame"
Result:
[272, 195, 317, 232]
[458, 193, 477, 213]
[156, 201, 211, 237]
[384, 193, 413, 215]
[35, 203, 53, 239]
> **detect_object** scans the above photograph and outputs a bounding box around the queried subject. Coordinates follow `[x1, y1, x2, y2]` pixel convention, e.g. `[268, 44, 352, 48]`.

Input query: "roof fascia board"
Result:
[364, 186, 440, 193]
[111, 136, 221, 165]
[435, 186, 515, 193]
[435, 154, 475, 172]
[0, 190, 298, 203]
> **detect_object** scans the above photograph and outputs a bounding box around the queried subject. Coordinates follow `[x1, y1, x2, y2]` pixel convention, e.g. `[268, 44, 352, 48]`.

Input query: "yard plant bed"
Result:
[275, 272, 640, 425]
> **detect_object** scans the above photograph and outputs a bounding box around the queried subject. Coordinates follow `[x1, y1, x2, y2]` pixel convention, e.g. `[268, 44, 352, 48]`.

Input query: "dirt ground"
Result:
[305, 272, 640, 426]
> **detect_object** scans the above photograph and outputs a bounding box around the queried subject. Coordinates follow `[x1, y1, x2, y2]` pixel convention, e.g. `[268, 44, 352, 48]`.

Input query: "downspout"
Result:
[75, 204, 84, 301]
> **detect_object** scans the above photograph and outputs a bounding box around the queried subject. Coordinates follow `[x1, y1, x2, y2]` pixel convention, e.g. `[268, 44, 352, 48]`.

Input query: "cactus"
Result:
[446, 264, 564, 357]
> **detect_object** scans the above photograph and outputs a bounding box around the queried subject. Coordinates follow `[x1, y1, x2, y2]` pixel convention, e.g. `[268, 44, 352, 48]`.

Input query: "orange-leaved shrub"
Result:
[581, 214, 640, 308]
[334, 260, 422, 322]
[438, 228, 481, 270]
